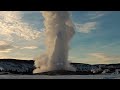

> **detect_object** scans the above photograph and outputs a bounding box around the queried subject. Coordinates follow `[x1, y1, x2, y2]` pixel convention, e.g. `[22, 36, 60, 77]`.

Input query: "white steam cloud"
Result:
[33, 11, 76, 73]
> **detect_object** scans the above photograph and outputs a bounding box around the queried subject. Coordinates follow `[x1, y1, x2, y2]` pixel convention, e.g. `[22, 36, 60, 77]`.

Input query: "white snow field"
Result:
[0, 74, 120, 79]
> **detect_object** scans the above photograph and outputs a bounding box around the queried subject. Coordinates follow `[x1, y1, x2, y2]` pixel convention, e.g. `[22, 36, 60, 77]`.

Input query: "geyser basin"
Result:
[34, 70, 77, 75]
[33, 11, 76, 73]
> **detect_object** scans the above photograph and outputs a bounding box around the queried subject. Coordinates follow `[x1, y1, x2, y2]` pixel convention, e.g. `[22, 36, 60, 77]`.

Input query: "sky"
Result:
[0, 11, 120, 64]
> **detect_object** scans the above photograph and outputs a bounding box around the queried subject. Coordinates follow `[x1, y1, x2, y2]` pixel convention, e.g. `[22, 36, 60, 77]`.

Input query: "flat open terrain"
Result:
[0, 74, 120, 79]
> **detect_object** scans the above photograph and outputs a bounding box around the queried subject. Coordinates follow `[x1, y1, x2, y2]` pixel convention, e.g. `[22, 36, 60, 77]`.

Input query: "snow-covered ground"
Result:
[0, 75, 120, 79]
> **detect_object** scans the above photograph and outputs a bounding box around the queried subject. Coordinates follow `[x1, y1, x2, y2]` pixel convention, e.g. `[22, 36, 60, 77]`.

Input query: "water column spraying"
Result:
[33, 11, 76, 73]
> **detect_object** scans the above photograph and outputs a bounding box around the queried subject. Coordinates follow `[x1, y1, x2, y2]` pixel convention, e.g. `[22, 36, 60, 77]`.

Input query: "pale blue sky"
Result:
[0, 11, 120, 64]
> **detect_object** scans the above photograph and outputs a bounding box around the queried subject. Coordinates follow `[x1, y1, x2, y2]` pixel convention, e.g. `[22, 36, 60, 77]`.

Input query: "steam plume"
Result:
[33, 11, 76, 73]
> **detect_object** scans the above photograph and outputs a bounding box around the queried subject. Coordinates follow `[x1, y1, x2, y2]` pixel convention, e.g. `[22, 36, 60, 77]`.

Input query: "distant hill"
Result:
[0, 59, 34, 74]
[0, 59, 120, 75]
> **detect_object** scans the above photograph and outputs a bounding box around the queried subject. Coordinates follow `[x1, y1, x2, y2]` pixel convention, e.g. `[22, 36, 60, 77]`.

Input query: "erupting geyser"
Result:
[33, 11, 76, 74]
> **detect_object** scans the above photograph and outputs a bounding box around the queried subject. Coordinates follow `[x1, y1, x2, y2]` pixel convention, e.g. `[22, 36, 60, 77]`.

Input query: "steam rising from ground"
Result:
[33, 11, 76, 73]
